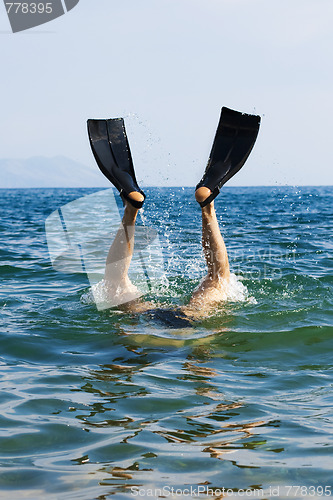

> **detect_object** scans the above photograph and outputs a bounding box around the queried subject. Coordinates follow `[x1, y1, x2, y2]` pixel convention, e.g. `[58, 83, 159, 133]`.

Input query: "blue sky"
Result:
[1, 0, 332, 186]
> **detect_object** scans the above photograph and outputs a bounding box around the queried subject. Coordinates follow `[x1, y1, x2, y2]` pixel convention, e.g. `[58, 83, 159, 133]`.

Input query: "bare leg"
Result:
[184, 187, 230, 314]
[199, 197, 230, 281]
[104, 202, 138, 284]
[103, 192, 150, 309]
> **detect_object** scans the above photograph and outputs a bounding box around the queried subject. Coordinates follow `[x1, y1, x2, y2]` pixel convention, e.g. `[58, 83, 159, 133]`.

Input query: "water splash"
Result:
[226, 273, 257, 304]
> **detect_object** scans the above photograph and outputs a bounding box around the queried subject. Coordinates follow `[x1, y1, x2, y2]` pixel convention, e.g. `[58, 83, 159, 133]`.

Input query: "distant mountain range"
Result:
[0, 156, 110, 188]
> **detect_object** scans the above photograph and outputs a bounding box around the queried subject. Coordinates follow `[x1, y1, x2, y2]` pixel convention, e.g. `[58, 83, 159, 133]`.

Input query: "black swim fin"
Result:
[196, 107, 261, 207]
[87, 118, 145, 209]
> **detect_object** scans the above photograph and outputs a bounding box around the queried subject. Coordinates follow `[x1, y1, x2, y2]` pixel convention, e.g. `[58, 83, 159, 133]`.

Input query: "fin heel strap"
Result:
[120, 190, 146, 209]
[197, 187, 220, 207]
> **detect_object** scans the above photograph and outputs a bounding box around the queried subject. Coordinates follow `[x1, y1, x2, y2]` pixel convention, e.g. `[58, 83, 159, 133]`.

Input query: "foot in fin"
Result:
[196, 107, 261, 207]
[87, 118, 145, 209]
[195, 187, 213, 206]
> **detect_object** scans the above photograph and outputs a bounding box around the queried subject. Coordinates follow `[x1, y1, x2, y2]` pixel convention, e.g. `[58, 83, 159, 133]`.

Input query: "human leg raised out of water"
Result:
[181, 187, 230, 317]
[103, 192, 146, 307]
[87, 117, 150, 309]
[182, 108, 261, 316]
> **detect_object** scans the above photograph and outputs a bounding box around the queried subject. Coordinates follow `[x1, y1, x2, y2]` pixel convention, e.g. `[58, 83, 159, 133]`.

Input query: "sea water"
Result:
[0, 186, 332, 499]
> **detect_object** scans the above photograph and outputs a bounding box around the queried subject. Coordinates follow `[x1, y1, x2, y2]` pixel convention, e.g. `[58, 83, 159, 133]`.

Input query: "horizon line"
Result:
[0, 184, 332, 190]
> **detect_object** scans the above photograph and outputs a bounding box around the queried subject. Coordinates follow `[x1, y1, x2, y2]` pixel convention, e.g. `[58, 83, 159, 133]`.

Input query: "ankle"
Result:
[201, 202, 215, 217]
[123, 202, 139, 221]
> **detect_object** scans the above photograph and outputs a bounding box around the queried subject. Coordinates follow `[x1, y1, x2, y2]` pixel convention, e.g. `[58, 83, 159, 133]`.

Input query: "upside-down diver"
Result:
[87, 107, 260, 324]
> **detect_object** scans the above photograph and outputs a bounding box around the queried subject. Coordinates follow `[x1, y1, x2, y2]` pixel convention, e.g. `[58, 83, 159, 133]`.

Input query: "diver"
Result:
[87, 107, 260, 322]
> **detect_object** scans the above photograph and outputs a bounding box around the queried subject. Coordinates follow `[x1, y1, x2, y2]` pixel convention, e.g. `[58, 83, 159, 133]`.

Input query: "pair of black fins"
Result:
[87, 107, 261, 209]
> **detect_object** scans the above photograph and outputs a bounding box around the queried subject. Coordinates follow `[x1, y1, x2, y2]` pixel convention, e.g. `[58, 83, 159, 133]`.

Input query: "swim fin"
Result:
[196, 107, 261, 207]
[87, 118, 146, 209]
